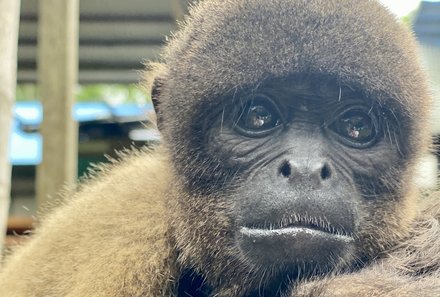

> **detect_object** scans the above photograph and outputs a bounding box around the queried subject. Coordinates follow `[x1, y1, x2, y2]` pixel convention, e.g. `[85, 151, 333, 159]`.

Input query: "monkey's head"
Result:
[148, 0, 432, 294]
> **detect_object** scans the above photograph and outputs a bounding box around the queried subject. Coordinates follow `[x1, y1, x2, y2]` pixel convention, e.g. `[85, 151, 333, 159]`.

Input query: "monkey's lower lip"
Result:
[239, 226, 353, 242]
[237, 226, 354, 266]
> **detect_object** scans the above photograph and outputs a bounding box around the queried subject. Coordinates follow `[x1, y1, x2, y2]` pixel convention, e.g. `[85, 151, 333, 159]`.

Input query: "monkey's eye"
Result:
[330, 108, 379, 148]
[234, 95, 282, 137]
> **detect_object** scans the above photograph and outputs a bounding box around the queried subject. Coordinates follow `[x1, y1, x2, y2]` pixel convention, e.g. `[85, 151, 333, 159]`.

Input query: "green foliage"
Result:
[401, 1, 428, 29]
[401, 10, 418, 28]
[76, 84, 150, 103]
[16, 84, 38, 101]
[16, 84, 151, 103]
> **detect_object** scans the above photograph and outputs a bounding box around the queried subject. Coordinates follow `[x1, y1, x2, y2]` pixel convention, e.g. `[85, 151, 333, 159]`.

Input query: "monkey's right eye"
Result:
[329, 107, 380, 148]
[233, 95, 283, 137]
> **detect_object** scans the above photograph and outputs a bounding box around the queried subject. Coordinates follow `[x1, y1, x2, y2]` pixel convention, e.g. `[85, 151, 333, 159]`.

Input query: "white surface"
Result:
[415, 153, 439, 189]
[379, 0, 421, 17]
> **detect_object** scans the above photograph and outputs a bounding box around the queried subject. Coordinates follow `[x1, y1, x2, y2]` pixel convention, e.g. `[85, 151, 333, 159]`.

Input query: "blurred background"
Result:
[1, 0, 439, 251]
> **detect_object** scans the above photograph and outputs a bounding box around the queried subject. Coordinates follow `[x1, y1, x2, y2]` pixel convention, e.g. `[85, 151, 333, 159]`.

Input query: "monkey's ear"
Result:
[151, 76, 164, 130]
[143, 62, 167, 131]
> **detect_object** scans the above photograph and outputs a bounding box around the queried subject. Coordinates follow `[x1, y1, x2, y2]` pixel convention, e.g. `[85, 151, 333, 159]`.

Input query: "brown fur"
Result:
[1, 0, 439, 296]
[0, 149, 178, 296]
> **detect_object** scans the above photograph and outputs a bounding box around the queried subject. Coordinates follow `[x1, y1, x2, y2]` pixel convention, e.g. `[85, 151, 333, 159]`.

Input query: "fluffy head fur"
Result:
[156, 0, 431, 155]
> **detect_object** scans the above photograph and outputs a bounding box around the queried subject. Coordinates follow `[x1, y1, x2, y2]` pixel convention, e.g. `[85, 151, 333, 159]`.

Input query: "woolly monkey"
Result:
[1, 0, 440, 296]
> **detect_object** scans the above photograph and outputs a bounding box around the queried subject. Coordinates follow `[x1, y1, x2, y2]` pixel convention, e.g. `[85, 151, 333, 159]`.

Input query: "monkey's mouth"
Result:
[236, 221, 354, 267]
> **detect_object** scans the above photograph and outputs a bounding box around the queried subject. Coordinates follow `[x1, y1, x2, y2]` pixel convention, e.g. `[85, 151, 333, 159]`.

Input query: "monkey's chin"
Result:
[237, 226, 354, 269]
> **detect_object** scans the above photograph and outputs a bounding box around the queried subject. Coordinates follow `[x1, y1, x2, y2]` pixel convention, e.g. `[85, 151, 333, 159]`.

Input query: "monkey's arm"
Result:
[0, 150, 178, 297]
[293, 269, 440, 297]
[293, 196, 440, 297]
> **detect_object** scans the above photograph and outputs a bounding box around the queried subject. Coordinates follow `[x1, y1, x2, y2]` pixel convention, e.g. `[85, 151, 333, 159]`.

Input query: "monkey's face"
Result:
[155, 0, 431, 293]
[213, 78, 393, 271]
[168, 77, 412, 291]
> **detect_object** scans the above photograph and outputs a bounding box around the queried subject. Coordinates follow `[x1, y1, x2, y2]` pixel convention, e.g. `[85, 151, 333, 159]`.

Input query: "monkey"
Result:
[1, 0, 440, 296]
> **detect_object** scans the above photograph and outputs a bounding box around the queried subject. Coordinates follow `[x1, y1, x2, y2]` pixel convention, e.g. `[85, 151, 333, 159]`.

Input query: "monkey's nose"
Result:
[278, 160, 332, 186]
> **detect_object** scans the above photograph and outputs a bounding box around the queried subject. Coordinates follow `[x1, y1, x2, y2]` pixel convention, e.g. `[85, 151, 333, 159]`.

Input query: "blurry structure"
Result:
[414, 1, 440, 189]
[11, 102, 158, 166]
[18, 0, 188, 84]
[414, 1, 440, 134]
[18, 0, 187, 209]
[0, 0, 20, 258]
[6, 0, 187, 246]
[9, 102, 159, 224]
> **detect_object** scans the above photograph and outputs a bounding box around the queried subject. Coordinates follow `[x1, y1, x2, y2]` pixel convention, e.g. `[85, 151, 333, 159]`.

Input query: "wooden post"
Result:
[171, 0, 185, 21]
[0, 0, 20, 257]
[36, 0, 79, 213]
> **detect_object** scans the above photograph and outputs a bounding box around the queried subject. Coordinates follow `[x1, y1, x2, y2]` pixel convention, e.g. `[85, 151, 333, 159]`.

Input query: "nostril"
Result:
[320, 164, 332, 180]
[279, 161, 291, 177]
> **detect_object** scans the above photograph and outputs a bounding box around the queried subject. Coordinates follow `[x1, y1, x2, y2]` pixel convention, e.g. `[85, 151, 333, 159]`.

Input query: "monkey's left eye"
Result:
[233, 95, 282, 137]
[330, 108, 379, 148]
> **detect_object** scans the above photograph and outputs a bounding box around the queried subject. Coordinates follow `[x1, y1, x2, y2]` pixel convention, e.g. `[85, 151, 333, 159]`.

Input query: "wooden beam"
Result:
[0, 0, 20, 259]
[36, 0, 79, 213]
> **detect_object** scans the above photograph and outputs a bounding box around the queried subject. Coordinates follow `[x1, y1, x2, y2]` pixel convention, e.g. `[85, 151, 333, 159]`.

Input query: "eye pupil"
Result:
[341, 115, 372, 140]
[348, 129, 360, 138]
[246, 106, 273, 128]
